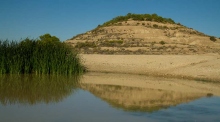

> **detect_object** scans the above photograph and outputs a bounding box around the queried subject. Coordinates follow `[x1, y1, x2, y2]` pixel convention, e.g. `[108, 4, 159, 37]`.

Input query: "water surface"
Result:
[0, 74, 219, 122]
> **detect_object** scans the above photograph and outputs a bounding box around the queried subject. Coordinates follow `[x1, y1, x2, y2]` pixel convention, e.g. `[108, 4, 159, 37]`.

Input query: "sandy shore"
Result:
[80, 54, 220, 96]
[81, 54, 220, 82]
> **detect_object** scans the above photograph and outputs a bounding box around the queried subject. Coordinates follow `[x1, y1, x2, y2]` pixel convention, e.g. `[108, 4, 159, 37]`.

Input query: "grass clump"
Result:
[153, 24, 159, 28]
[75, 41, 96, 48]
[100, 40, 124, 47]
[0, 34, 85, 75]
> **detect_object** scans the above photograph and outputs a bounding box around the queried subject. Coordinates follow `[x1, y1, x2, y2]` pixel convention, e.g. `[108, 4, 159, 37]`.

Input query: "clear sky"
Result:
[1, 0, 220, 41]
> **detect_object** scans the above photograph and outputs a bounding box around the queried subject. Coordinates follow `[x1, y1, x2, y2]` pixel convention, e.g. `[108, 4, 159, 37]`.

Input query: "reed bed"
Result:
[0, 38, 85, 75]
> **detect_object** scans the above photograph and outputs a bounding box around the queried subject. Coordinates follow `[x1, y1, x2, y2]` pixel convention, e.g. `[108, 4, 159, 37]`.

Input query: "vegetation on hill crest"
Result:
[100, 13, 176, 27]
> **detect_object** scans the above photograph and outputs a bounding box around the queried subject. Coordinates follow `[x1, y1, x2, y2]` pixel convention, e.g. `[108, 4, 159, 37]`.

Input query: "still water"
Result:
[0, 73, 220, 122]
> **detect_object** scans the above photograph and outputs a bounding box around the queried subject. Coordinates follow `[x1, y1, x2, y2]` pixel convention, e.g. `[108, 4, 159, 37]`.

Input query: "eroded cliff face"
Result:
[66, 20, 220, 55]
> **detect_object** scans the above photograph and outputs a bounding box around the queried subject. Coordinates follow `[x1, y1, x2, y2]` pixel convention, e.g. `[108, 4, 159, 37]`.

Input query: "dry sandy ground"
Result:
[81, 54, 220, 82]
[80, 54, 220, 96]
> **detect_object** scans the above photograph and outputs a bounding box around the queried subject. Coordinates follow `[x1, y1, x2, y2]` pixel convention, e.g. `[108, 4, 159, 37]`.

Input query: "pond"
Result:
[0, 73, 220, 122]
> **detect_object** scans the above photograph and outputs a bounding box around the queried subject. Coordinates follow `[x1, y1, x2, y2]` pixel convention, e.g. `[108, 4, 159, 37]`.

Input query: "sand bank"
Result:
[81, 54, 220, 82]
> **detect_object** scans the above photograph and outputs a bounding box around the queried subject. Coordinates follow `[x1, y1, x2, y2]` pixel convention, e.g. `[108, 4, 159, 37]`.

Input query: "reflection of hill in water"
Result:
[81, 84, 204, 112]
[0, 74, 80, 105]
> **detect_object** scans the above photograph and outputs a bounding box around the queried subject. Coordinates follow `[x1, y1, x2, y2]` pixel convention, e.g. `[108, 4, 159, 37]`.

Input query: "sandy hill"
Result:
[66, 13, 220, 55]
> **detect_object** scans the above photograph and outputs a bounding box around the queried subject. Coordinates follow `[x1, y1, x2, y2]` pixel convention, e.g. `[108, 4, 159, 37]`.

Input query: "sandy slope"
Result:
[81, 54, 220, 82]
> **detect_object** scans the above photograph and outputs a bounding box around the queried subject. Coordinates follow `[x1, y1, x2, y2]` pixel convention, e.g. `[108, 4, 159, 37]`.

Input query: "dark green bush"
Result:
[163, 26, 168, 29]
[210, 36, 216, 42]
[153, 24, 159, 28]
[160, 41, 165, 45]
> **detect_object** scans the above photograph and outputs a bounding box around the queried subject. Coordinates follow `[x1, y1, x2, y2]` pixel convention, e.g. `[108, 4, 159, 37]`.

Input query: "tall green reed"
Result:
[0, 38, 85, 75]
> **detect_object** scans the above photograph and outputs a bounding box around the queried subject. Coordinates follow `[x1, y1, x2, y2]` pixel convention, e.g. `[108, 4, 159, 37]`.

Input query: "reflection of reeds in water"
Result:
[81, 84, 204, 112]
[0, 74, 81, 105]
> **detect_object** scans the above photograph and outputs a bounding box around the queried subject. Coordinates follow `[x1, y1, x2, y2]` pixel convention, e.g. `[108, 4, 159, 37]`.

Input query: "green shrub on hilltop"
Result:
[210, 36, 217, 42]
[101, 13, 176, 27]
[0, 34, 85, 75]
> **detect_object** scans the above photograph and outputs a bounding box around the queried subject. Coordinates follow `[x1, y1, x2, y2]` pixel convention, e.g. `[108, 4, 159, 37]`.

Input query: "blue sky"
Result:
[0, 0, 220, 41]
